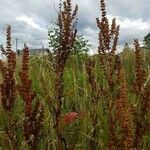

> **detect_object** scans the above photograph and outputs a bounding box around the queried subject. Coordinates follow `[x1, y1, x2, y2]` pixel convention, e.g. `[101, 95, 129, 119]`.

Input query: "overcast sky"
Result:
[0, 0, 149, 53]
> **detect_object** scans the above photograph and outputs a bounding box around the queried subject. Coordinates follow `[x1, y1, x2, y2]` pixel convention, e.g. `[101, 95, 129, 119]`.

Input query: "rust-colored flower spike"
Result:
[96, 0, 120, 85]
[97, 0, 120, 53]
[1, 52, 16, 112]
[0, 25, 16, 113]
[110, 18, 116, 38]
[111, 24, 119, 54]
[54, 0, 78, 149]
[19, 45, 44, 149]
[6, 25, 12, 52]
[116, 68, 134, 150]
[97, 0, 110, 53]
[19, 45, 34, 117]
[133, 39, 149, 149]
[97, 17, 119, 54]
[134, 39, 145, 95]
[24, 100, 44, 149]
[99, 0, 106, 19]
[0, 25, 18, 149]
[19, 46, 33, 142]
[56, 0, 78, 69]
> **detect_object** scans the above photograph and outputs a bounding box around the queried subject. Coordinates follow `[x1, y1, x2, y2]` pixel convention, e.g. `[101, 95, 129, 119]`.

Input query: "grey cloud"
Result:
[0, 0, 149, 52]
[106, 0, 150, 21]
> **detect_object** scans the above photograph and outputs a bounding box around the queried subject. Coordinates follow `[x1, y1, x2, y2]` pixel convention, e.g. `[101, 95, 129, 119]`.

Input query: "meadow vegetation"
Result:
[0, 0, 150, 149]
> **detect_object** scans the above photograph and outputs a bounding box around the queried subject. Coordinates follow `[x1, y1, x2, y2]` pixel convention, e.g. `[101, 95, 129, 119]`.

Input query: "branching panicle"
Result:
[54, 1, 78, 149]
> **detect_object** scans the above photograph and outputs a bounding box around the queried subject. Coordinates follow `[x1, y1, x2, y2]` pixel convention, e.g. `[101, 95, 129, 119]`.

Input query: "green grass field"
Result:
[0, 0, 150, 149]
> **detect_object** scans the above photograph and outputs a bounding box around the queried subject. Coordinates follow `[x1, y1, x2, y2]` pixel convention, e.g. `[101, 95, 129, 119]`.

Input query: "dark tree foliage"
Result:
[48, 27, 91, 55]
[144, 33, 150, 49]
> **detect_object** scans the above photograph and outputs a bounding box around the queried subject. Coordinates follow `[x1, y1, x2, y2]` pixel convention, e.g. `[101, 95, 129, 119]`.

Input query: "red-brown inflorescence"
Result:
[6, 25, 12, 52]
[0, 25, 16, 112]
[1, 52, 16, 112]
[96, 0, 120, 89]
[53, 0, 78, 149]
[95, 0, 141, 149]
[133, 39, 150, 149]
[19, 45, 44, 149]
[134, 39, 145, 95]
[19, 46, 34, 117]
[116, 68, 134, 150]
[0, 25, 18, 149]
[96, 0, 120, 149]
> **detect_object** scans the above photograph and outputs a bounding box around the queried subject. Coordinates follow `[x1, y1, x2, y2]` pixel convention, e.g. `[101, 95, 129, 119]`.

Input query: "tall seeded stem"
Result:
[0, 25, 18, 150]
[96, 0, 120, 149]
[133, 39, 150, 149]
[53, 0, 78, 149]
[116, 68, 134, 149]
[134, 39, 145, 95]
[19, 46, 44, 149]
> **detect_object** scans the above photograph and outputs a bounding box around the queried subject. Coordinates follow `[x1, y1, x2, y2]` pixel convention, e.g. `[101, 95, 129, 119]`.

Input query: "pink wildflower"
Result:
[64, 112, 78, 124]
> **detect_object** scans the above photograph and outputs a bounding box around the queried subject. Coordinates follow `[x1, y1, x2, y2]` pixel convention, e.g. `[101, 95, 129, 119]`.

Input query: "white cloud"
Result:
[107, 15, 150, 30]
[120, 18, 149, 30]
[16, 15, 44, 31]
